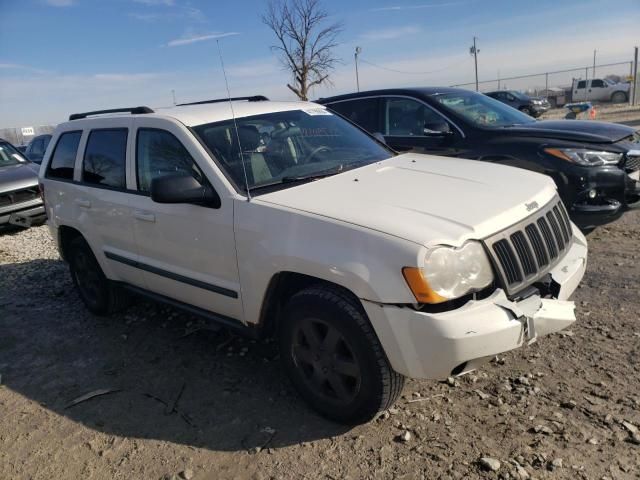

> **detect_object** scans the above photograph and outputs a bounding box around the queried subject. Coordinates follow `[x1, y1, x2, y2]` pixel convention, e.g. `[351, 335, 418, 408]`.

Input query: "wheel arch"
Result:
[57, 224, 85, 262]
[257, 271, 364, 338]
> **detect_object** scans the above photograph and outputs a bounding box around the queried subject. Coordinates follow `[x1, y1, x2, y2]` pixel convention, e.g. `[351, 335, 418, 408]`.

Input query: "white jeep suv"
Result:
[39, 97, 587, 423]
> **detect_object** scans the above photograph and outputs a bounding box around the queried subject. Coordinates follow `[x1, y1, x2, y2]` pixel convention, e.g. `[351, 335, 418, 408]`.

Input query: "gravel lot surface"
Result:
[1, 210, 639, 480]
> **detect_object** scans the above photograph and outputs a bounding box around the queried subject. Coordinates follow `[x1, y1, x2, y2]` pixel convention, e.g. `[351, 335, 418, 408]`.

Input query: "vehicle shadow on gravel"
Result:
[0, 258, 351, 453]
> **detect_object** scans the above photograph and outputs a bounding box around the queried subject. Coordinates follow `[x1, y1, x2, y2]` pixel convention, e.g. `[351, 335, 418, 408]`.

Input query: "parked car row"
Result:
[6, 85, 638, 423]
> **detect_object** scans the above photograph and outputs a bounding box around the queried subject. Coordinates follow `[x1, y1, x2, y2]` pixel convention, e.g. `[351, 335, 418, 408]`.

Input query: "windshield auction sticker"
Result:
[303, 108, 333, 116]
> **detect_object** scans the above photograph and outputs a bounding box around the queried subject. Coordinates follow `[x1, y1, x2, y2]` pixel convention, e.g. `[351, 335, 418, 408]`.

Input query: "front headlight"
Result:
[544, 148, 623, 166]
[403, 241, 494, 304]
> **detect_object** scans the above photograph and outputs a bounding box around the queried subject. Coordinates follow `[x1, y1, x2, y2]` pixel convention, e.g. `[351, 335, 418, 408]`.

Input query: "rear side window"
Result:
[576, 80, 586, 89]
[83, 129, 128, 189]
[136, 128, 204, 193]
[327, 98, 380, 133]
[46, 131, 82, 180]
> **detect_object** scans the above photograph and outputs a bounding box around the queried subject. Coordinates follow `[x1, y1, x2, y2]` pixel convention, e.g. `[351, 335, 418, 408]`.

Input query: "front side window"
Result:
[46, 131, 82, 180]
[193, 108, 393, 192]
[384, 98, 450, 136]
[433, 91, 535, 128]
[591, 79, 605, 88]
[136, 128, 204, 193]
[83, 129, 127, 189]
[0, 141, 27, 167]
[328, 98, 380, 133]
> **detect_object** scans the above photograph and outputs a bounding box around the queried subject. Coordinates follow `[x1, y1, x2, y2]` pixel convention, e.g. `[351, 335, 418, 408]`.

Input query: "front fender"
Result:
[234, 199, 421, 325]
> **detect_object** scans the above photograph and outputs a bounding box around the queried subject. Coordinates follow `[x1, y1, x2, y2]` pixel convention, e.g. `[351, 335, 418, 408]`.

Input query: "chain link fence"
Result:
[450, 60, 637, 107]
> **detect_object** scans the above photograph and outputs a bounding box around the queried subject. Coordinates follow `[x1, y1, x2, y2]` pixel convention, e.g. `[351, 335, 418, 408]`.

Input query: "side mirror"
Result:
[150, 174, 221, 208]
[372, 132, 387, 144]
[423, 122, 453, 137]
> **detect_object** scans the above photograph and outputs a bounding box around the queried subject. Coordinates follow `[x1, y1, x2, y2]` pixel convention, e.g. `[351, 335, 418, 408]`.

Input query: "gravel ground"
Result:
[1, 210, 639, 480]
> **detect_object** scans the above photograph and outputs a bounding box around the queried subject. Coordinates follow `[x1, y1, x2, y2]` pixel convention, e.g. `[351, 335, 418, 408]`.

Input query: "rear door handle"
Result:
[75, 198, 91, 209]
[133, 210, 156, 223]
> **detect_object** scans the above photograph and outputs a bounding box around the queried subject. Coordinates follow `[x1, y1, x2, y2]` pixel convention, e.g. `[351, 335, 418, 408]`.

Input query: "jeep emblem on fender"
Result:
[525, 201, 539, 212]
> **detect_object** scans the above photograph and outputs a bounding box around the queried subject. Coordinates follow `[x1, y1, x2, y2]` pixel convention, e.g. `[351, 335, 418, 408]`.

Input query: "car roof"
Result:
[60, 100, 322, 129]
[317, 87, 471, 104]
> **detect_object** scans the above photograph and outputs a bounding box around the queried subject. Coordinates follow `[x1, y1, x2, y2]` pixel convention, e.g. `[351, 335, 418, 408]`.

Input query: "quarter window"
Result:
[46, 131, 82, 180]
[83, 129, 128, 189]
[136, 129, 204, 193]
[327, 98, 380, 133]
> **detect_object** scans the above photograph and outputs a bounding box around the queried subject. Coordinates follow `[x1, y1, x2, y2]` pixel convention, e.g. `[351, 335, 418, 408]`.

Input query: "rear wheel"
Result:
[611, 91, 627, 104]
[68, 237, 128, 315]
[279, 285, 405, 424]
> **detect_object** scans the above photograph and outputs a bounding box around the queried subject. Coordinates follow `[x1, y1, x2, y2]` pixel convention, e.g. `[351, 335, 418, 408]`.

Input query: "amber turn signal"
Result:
[402, 267, 448, 304]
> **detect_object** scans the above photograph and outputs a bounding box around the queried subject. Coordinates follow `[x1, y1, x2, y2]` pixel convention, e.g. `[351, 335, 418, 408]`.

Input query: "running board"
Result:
[119, 283, 261, 339]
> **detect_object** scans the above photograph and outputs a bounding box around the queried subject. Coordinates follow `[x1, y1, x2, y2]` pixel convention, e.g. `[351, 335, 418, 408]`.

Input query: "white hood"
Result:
[257, 153, 558, 247]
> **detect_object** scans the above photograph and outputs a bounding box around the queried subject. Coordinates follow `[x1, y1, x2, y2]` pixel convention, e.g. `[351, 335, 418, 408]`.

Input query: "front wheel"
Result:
[519, 106, 532, 116]
[279, 285, 405, 424]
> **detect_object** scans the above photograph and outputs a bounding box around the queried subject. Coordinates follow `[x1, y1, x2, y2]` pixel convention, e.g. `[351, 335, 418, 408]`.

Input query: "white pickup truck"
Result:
[39, 98, 587, 423]
[572, 78, 629, 103]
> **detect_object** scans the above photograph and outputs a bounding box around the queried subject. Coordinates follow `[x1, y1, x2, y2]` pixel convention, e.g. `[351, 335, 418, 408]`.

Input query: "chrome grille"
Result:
[626, 154, 640, 171]
[0, 187, 39, 208]
[484, 197, 573, 295]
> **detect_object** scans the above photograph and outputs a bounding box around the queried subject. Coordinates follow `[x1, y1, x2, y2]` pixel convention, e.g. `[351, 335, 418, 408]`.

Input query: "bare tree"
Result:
[262, 0, 342, 100]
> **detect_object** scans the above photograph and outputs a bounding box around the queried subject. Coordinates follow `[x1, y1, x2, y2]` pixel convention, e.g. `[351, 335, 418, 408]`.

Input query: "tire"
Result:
[611, 91, 627, 104]
[68, 236, 128, 315]
[519, 106, 532, 116]
[279, 285, 405, 424]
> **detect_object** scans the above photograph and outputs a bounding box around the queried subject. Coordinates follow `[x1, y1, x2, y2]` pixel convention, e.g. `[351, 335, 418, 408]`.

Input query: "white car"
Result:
[39, 97, 587, 423]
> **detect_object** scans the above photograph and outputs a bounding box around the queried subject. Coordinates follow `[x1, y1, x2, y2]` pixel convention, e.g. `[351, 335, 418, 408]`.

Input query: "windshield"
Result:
[433, 91, 536, 127]
[0, 142, 28, 167]
[193, 108, 393, 192]
[510, 91, 529, 100]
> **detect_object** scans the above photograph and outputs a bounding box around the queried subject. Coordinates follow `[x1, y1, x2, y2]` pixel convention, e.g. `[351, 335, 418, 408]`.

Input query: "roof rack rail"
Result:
[69, 106, 154, 121]
[176, 95, 269, 107]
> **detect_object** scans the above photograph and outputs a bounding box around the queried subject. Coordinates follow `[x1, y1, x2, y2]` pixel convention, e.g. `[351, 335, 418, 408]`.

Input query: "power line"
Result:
[358, 57, 466, 76]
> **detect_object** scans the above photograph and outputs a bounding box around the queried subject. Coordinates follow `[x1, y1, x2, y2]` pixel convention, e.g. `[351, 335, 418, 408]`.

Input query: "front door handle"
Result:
[133, 210, 156, 223]
[75, 198, 91, 209]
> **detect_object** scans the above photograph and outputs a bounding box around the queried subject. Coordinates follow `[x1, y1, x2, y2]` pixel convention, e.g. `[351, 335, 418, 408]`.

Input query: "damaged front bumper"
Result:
[363, 231, 587, 379]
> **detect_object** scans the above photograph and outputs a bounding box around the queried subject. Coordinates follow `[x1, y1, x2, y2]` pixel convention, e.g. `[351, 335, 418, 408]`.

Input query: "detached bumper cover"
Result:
[364, 232, 587, 379]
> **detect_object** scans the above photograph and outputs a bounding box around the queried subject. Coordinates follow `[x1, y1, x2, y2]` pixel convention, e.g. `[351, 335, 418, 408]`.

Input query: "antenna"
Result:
[216, 39, 251, 201]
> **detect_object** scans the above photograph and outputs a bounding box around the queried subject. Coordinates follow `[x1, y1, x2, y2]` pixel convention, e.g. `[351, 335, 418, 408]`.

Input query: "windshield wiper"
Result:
[281, 164, 346, 183]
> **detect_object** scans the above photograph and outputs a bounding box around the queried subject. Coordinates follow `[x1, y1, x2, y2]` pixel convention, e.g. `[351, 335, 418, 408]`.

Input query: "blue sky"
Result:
[1, 0, 638, 127]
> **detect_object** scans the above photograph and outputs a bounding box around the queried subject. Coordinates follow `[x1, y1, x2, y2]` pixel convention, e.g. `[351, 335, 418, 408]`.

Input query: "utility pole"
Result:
[354, 46, 362, 92]
[593, 49, 596, 77]
[171, 89, 176, 106]
[633, 46, 638, 106]
[470, 37, 480, 91]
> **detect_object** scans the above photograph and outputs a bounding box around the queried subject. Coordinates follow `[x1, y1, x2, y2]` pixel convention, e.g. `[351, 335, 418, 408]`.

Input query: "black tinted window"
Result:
[384, 97, 449, 136]
[591, 79, 605, 88]
[83, 129, 127, 189]
[576, 80, 586, 89]
[46, 131, 82, 180]
[136, 129, 204, 193]
[30, 138, 45, 156]
[328, 98, 380, 133]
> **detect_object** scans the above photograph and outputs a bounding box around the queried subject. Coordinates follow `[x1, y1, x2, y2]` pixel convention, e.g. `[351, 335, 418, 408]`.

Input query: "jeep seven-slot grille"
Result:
[0, 187, 39, 208]
[484, 197, 573, 295]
